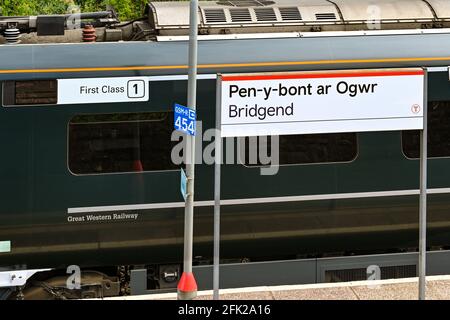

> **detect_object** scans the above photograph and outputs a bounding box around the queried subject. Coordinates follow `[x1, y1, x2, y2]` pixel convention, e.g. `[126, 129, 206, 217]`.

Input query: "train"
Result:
[1, 0, 450, 299]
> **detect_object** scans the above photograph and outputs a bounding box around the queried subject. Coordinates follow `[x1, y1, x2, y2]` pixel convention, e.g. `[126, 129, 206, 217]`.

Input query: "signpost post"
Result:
[419, 71, 428, 300]
[214, 68, 428, 300]
[177, 0, 199, 301]
[213, 80, 222, 300]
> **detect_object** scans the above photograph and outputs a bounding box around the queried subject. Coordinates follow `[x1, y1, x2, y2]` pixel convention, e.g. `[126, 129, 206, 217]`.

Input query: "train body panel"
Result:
[0, 67, 450, 270]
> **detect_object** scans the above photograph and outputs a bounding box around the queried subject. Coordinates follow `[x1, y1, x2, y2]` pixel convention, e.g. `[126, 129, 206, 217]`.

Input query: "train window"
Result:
[402, 101, 450, 159]
[68, 112, 180, 175]
[239, 133, 358, 166]
[2, 80, 58, 106]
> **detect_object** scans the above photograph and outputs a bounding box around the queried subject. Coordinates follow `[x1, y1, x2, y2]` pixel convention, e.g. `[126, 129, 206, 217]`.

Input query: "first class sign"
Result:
[218, 69, 425, 137]
[57, 77, 149, 104]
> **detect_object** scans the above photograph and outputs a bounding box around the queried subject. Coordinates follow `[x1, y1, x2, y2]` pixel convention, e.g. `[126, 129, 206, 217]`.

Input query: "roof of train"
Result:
[0, 30, 450, 79]
[1, 1, 450, 78]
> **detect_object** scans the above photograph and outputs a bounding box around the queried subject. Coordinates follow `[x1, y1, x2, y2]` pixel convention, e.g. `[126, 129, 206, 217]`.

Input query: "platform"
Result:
[102, 275, 450, 300]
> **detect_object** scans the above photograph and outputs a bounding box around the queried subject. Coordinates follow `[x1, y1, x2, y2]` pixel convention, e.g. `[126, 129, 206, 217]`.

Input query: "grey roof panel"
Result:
[427, 0, 450, 19]
[332, 0, 434, 22]
[152, 0, 341, 29]
[149, 1, 192, 27]
[149, 0, 450, 30]
[2, 32, 450, 79]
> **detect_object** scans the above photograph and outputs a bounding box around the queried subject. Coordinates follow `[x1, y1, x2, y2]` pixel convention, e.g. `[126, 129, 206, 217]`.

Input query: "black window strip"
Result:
[402, 101, 450, 159]
[3, 80, 58, 106]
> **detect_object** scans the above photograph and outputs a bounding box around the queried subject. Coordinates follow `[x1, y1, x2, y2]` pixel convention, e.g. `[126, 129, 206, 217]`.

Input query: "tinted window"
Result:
[240, 133, 358, 166]
[3, 80, 57, 106]
[402, 101, 450, 159]
[69, 112, 179, 174]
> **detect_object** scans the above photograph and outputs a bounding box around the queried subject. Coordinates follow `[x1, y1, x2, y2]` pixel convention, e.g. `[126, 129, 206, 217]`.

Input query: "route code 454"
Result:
[178, 304, 271, 317]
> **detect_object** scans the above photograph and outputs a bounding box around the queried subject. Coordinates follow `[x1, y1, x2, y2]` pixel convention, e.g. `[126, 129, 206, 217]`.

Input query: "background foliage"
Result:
[0, 0, 159, 20]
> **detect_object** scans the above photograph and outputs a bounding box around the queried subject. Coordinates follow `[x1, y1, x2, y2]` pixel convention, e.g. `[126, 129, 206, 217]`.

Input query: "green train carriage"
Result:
[1, 0, 450, 298]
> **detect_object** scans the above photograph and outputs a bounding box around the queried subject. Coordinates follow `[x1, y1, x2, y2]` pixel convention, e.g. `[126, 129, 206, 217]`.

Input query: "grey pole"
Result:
[177, 0, 198, 301]
[419, 69, 428, 300]
[213, 77, 222, 300]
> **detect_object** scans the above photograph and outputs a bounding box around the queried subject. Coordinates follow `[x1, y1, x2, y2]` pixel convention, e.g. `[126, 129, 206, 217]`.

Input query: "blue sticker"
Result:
[174, 103, 196, 136]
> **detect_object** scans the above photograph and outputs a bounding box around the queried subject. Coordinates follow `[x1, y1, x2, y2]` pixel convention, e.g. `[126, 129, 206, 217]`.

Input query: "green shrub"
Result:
[76, 0, 149, 20]
[0, 0, 162, 20]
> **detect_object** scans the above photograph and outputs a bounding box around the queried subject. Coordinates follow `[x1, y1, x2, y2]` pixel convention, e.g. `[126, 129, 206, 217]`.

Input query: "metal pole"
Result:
[213, 77, 222, 300]
[177, 0, 198, 301]
[419, 69, 428, 300]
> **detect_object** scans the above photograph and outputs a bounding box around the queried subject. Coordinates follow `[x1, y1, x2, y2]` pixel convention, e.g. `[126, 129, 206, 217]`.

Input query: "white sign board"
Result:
[219, 69, 425, 137]
[57, 77, 149, 105]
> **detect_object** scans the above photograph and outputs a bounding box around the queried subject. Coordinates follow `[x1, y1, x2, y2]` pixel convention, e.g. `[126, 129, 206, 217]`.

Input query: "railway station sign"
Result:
[57, 76, 149, 104]
[218, 68, 425, 137]
[214, 67, 429, 300]
[174, 103, 196, 136]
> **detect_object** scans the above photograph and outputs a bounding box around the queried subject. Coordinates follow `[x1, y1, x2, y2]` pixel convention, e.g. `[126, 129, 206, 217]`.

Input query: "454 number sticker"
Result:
[174, 103, 196, 136]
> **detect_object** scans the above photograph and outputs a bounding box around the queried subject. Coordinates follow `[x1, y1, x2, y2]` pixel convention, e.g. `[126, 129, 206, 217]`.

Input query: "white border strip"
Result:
[148, 74, 216, 81]
[156, 28, 450, 42]
[68, 187, 450, 214]
[428, 67, 449, 72]
[146, 70, 446, 81]
[147, 71, 445, 82]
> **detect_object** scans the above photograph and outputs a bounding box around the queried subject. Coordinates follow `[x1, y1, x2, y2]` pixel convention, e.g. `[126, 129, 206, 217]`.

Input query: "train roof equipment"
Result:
[147, 0, 450, 36]
[2, 0, 450, 44]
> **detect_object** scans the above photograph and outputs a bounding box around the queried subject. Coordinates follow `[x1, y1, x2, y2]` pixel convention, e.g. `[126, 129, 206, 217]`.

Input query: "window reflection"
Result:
[68, 112, 179, 174]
